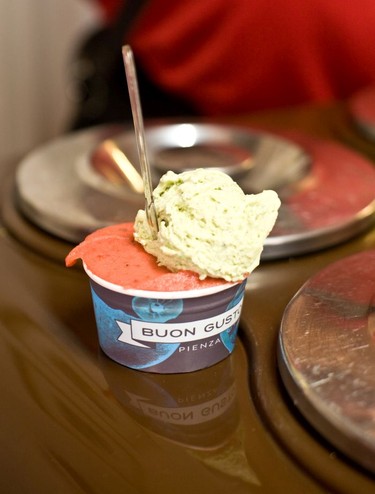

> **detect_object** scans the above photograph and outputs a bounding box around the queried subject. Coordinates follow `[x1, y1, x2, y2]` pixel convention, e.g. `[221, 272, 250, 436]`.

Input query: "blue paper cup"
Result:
[84, 264, 247, 373]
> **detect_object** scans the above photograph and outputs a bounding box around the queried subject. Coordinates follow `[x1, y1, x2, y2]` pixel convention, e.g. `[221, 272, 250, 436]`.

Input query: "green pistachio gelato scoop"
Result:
[134, 168, 280, 282]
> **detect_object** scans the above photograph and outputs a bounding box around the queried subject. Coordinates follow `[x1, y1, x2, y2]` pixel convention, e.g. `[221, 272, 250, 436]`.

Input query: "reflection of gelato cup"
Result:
[99, 348, 239, 448]
[87, 263, 246, 373]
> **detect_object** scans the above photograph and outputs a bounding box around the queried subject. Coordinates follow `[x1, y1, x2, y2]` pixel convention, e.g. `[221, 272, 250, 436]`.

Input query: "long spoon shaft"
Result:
[122, 45, 158, 237]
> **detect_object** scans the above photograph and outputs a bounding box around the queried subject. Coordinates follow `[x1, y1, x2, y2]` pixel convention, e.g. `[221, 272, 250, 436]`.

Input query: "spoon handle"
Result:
[122, 45, 159, 237]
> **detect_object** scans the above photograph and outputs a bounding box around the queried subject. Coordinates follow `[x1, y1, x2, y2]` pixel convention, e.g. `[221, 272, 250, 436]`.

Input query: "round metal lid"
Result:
[278, 250, 375, 474]
[15, 123, 375, 258]
[348, 85, 375, 141]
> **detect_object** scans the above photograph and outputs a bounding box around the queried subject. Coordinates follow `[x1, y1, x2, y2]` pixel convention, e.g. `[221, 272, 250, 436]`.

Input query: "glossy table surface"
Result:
[1, 101, 375, 493]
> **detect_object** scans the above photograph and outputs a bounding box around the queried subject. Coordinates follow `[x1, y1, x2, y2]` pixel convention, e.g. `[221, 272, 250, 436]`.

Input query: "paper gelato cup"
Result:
[84, 264, 247, 373]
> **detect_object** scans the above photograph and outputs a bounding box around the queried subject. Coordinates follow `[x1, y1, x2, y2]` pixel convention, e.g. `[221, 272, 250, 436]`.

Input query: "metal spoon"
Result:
[122, 45, 159, 238]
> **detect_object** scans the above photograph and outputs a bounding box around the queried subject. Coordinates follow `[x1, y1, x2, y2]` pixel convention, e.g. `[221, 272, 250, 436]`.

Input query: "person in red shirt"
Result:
[72, 0, 375, 128]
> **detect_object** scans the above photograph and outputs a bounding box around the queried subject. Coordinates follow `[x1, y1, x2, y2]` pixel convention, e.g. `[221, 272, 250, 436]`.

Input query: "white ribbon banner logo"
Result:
[117, 299, 243, 348]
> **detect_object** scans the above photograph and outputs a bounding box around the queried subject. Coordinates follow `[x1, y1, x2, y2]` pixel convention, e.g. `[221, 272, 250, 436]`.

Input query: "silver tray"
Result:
[15, 123, 375, 259]
[348, 85, 375, 141]
[278, 250, 375, 473]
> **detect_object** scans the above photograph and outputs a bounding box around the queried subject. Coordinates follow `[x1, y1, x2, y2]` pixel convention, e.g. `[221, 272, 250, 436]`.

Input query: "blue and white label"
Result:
[116, 299, 243, 348]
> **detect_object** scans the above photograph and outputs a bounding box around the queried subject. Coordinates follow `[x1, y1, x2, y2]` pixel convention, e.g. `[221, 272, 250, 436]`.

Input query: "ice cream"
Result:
[66, 168, 280, 289]
[65, 222, 230, 292]
[65, 167, 280, 373]
[134, 168, 280, 282]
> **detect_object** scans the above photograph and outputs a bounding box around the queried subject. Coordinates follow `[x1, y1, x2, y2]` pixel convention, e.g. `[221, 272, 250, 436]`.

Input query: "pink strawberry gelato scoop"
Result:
[65, 222, 232, 292]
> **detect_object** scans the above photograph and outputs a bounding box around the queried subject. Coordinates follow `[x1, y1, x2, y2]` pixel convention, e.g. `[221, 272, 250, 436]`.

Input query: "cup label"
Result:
[117, 299, 243, 348]
[90, 279, 246, 372]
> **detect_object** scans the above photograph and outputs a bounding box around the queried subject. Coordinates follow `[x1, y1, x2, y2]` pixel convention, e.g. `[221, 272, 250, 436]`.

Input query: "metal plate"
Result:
[75, 123, 310, 198]
[15, 125, 143, 242]
[15, 123, 375, 258]
[348, 85, 375, 141]
[278, 250, 375, 473]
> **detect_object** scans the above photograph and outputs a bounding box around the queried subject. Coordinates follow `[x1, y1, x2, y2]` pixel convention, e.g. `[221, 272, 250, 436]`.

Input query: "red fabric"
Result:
[95, 0, 375, 114]
[97, 0, 124, 20]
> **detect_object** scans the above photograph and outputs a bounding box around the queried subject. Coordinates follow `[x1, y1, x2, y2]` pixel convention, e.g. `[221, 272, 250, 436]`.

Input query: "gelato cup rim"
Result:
[83, 262, 240, 299]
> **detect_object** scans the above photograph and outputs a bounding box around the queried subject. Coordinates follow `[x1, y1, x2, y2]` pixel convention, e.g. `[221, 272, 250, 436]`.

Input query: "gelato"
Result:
[65, 167, 280, 373]
[134, 168, 280, 282]
[65, 222, 230, 292]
